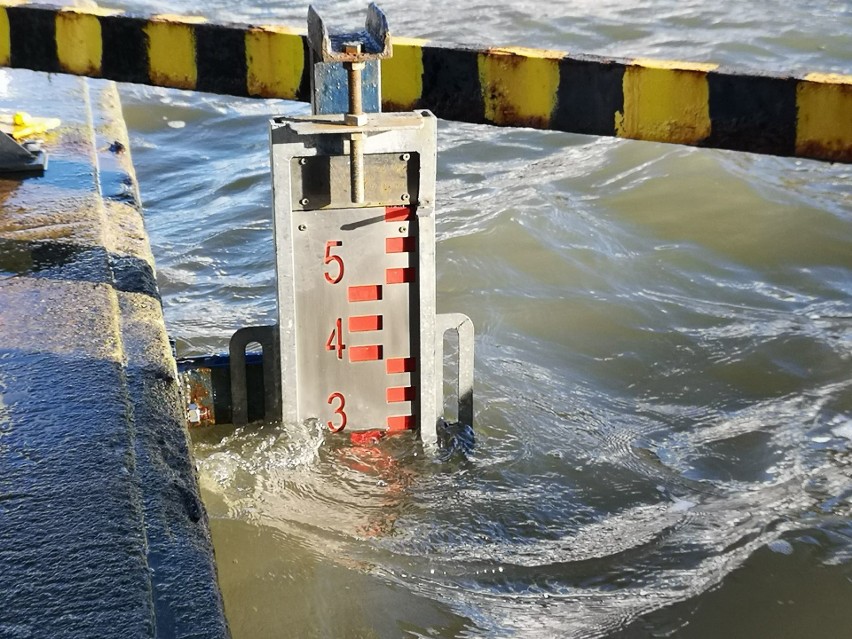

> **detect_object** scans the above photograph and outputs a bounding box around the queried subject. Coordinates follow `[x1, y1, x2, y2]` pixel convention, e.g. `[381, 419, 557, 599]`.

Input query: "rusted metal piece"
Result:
[307, 3, 392, 63]
[346, 43, 366, 116]
[181, 365, 216, 427]
[176, 351, 272, 427]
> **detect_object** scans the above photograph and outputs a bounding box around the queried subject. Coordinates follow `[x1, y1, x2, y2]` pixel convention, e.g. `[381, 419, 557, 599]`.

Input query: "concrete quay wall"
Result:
[0, 69, 229, 638]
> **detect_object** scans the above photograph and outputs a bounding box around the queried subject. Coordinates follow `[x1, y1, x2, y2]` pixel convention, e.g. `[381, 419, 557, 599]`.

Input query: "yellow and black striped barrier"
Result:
[1, 2, 849, 163]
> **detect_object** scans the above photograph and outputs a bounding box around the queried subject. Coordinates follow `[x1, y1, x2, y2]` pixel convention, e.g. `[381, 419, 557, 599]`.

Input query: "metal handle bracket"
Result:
[435, 312, 475, 429]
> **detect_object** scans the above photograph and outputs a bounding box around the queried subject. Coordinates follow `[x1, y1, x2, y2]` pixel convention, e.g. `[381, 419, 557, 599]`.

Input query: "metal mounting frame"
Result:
[229, 325, 281, 426]
[306, 3, 391, 117]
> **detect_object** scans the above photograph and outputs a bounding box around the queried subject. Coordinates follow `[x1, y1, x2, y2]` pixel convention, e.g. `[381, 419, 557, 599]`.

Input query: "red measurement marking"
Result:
[386, 357, 416, 374]
[348, 285, 382, 302]
[323, 241, 344, 284]
[349, 345, 383, 362]
[350, 429, 386, 445]
[386, 267, 415, 284]
[385, 206, 411, 222]
[387, 415, 414, 431]
[349, 315, 383, 332]
[385, 237, 416, 253]
[327, 392, 347, 432]
[387, 386, 415, 403]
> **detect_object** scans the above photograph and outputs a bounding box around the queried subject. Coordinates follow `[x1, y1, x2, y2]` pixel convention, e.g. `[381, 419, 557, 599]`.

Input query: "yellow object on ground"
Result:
[4, 111, 62, 140]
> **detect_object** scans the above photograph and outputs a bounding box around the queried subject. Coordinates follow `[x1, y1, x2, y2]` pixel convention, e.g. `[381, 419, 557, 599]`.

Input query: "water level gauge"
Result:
[270, 111, 472, 446]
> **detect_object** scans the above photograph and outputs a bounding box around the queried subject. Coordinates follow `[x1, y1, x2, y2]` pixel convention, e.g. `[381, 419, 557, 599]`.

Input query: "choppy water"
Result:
[116, 0, 851, 637]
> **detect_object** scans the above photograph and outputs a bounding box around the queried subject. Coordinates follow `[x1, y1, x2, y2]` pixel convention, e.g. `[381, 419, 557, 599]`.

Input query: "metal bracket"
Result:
[435, 313, 475, 429]
[0, 133, 47, 174]
[306, 4, 391, 117]
[229, 325, 281, 426]
[307, 3, 393, 203]
[307, 3, 391, 63]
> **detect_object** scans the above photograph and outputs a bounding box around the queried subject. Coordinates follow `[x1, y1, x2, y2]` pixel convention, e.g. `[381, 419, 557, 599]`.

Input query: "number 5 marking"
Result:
[327, 392, 347, 432]
[324, 240, 344, 284]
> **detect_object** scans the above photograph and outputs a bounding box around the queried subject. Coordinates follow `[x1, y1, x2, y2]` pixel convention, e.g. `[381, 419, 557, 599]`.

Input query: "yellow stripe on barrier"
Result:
[796, 73, 852, 163]
[55, 9, 112, 76]
[478, 47, 560, 128]
[381, 36, 427, 110]
[0, 7, 10, 67]
[616, 59, 718, 145]
[144, 15, 205, 90]
[245, 25, 304, 100]
[0, 0, 27, 67]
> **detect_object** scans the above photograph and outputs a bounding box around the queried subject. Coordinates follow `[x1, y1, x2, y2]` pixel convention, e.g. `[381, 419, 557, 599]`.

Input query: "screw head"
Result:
[401, 193, 410, 202]
[298, 224, 307, 231]
[400, 153, 410, 161]
[298, 158, 307, 165]
[300, 198, 309, 206]
[398, 226, 407, 234]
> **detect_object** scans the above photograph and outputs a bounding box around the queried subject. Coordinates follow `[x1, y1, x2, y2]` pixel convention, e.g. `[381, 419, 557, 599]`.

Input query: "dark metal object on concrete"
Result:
[0, 70, 229, 638]
[0, 131, 46, 173]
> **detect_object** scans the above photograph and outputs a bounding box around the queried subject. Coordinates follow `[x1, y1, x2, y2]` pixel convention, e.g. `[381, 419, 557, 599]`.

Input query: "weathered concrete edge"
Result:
[92, 81, 232, 638]
[0, 71, 230, 637]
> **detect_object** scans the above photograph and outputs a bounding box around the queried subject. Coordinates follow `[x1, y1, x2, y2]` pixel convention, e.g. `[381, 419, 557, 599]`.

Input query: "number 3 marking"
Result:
[327, 392, 347, 432]
[324, 241, 344, 284]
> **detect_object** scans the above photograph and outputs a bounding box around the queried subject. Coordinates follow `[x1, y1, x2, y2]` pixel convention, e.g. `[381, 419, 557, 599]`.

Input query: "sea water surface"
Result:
[112, 0, 850, 636]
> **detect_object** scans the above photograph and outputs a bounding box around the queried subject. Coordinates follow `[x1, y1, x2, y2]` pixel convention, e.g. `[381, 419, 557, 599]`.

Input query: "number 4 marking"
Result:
[326, 318, 346, 359]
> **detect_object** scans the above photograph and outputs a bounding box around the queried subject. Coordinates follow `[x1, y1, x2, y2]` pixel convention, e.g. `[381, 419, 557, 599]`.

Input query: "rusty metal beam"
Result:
[0, 3, 849, 163]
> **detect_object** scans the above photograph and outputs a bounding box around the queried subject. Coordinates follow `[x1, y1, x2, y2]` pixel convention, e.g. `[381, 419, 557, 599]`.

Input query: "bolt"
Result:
[350, 133, 365, 204]
[401, 193, 410, 202]
[298, 224, 307, 231]
[300, 198, 309, 206]
[400, 153, 410, 161]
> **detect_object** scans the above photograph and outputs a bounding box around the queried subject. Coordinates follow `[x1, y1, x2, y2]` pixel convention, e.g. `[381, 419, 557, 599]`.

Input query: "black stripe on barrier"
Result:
[100, 14, 149, 85]
[553, 55, 626, 137]
[297, 36, 312, 102]
[705, 70, 798, 156]
[196, 23, 248, 97]
[421, 46, 485, 124]
[8, 5, 59, 73]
